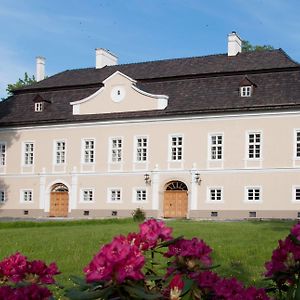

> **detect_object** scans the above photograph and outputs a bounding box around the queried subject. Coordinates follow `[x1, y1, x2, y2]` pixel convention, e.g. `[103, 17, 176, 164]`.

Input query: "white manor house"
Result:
[1, 32, 300, 219]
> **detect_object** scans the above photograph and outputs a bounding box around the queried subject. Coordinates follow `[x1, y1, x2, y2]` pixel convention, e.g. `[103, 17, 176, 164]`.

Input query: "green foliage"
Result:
[6, 72, 36, 96]
[132, 208, 146, 222]
[242, 40, 275, 52]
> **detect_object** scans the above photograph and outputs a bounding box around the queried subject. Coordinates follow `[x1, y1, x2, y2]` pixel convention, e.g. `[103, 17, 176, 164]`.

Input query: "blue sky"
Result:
[1, 0, 300, 98]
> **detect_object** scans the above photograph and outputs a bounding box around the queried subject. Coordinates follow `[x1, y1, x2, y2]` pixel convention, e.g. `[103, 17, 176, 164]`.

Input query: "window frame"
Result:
[82, 139, 95, 164]
[292, 186, 300, 202]
[107, 188, 122, 203]
[0, 142, 6, 166]
[54, 140, 66, 165]
[134, 136, 148, 163]
[110, 137, 123, 163]
[133, 188, 147, 203]
[295, 130, 300, 159]
[169, 134, 183, 161]
[240, 86, 252, 97]
[23, 142, 34, 166]
[20, 189, 33, 203]
[34, 102, 43, 112]
[245, 186, 262, 202]
[209, 134, 223, 161]
[207, 187, 223, 202]
[80, 188, 95, 203]
[0, 189, 6, 203]
[247, 131, 262, 160]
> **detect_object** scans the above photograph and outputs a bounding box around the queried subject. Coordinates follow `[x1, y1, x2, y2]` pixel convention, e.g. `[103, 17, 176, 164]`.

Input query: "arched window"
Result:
[165, 181, 188, 191]
[51, 183, 68, 192]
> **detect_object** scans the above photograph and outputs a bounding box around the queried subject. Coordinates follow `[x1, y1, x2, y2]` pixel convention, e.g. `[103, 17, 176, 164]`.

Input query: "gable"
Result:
[70, 71, 168, 115]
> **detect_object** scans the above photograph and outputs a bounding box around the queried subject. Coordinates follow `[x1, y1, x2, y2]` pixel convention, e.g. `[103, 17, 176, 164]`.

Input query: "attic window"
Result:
[240, 86, 252, 97]
[35, 102, 43, 112]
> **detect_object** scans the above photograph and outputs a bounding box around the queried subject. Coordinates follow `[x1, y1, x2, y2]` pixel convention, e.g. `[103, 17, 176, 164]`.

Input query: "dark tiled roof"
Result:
[17, 49, 299, 91]
[1, 49, 300, 126]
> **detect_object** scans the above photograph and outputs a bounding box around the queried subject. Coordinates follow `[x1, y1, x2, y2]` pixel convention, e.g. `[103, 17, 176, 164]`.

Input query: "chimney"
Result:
[95, 48, 118, 69]
[36, 56, 46, 81]
[228, 31, 242, 56]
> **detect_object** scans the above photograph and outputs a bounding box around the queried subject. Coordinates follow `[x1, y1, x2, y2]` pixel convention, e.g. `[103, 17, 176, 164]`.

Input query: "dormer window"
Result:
[240, 86, 252, 97]
[35, 102, 43, 112]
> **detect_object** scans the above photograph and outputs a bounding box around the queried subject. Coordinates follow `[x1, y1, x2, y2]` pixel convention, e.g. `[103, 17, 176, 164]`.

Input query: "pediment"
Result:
[70, 71, 168, 115]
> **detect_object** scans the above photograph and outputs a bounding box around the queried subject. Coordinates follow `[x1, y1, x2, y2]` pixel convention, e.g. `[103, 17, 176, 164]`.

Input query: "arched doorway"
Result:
[163, 181, 188, 218]
[50, 183, 69, 217]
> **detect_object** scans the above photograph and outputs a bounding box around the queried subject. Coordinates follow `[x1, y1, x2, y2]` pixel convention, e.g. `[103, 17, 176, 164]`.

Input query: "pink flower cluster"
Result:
[0, 252, 60, 300]
[165, 237, 212, 267]
[0, 252, 59, 284]
[84, 235, 145, 284]
[265, 222, 300, 282]
[0, 284, 52, 300]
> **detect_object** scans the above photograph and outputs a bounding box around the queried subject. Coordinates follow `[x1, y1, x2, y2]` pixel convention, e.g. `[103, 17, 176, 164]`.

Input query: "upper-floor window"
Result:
[55, 141, 66, 164]
[21, 189, 33, 202]
[208, 188, 223, 201]
[246, 187, 261, 201]
[296, 131, 300, 158]
[0, 143, 6, 166]
[170, 135, 183, 161]
[248, 132, 261, 159]
[210, 134, 223, 160]
[81, 189, 94, 202]
[34, 102, 43, 112]
[135, 189, 147, 202]
[24, 143, 34, 165]
[0, 190, 5, 203]
[111, 138, 122, 162]
[136, 137, 148, 162]
[108, 188, 121, 202]
[83, 139, 95, 163]
[240, 86, 252, 97]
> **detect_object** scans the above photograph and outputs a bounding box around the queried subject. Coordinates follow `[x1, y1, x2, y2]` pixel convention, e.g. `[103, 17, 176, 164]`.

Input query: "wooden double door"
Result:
[50, 192, 69, 217]
[163, 191, 188, 218]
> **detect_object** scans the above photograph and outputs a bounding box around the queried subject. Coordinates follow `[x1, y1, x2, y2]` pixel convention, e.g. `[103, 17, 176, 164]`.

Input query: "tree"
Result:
[6, 72, 36, 96]
[242, 40, 274, 52]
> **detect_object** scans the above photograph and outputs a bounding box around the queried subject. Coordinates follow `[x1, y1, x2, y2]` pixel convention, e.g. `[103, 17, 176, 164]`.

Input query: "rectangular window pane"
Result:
[83, 190, 93, 202]
[247, 188, 260, 201]
[170, 136, 183, 161]
[0, 190, 5, 203]
[210, 135, 223, 160]
[56, 141, 66, 164]
[111, 139, 122, 162]
[23, 190, 32, 202]
[209, 188, 222, 201]
[110, 189, 121, 201]
[295, 189, 300, 201]
[0, 143, 6, 166]
[24, 143, 34, 165]
[84, 140, 94, 163]
[248, 133, 261, 159]
[296, 132, 300, 158]
[136, 189, 147, 201]
[136, 138, 148, 161]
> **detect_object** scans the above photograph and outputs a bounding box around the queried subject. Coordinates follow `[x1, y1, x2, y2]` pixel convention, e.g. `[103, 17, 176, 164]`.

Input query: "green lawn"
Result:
[0, 219, 295, 290]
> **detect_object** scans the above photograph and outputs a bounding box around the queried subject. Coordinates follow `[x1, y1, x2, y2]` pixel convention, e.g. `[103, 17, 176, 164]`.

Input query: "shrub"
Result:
[132, 207, 146, 222]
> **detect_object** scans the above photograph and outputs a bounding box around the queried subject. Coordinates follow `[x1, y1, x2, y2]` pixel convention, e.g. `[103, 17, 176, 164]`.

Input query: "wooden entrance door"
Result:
[164, 191, 188, 218]
[50, 192, 69, 217]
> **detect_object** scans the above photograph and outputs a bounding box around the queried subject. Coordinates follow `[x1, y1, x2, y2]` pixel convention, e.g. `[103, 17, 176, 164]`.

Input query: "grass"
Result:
[0, 219, 296, 290]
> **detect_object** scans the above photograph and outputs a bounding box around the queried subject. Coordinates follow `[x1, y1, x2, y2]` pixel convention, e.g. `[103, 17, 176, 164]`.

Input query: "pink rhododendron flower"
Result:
[291, 222, 300, 241]
[27, 260, 60, 284]
[214, 277, 245, 299]
[243, 286, 271, 300]
[84, 235, 145, 284]
[169, 274, 184, 300]
[196, 270, 220, 290]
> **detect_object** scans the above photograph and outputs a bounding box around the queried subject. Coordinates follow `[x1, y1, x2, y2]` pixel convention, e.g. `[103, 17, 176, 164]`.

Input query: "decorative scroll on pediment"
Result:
[70, 71, 169, 115]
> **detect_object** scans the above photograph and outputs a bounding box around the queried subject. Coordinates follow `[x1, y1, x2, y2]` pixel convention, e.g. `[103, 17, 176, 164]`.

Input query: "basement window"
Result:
[249, 211, 256, 218]
[35, 102, 43, 112]
[240, 86, 252, 97]
[211, 211, 218, 217]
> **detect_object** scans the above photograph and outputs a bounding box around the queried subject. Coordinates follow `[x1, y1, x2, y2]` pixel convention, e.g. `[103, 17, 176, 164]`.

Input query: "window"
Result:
[294, 188, 300, 201]
[0, 190, 5, 203]
[170, 135, 183, 161]
[82, 189, 94, 202]
[248, 133, 261, 159]
[55, 141, 66, 164]
[24, 143, 34, 165]
[0, 143, 6, 166]
[35, 102, 43, 112]
[135, 189, 147, 202]
[246, 187, 261, 201]
[83, 139, 95, 163]
[240, 86, 252, 97]
[111, 139, 122, 162]
[22, 190, 33, 202]
[210, 135, 223, 160]
[208, 188, 223, 201]
[296, 131, 300, 158]
[136, 137, 148, 162]
[109, 189, 121, 202]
